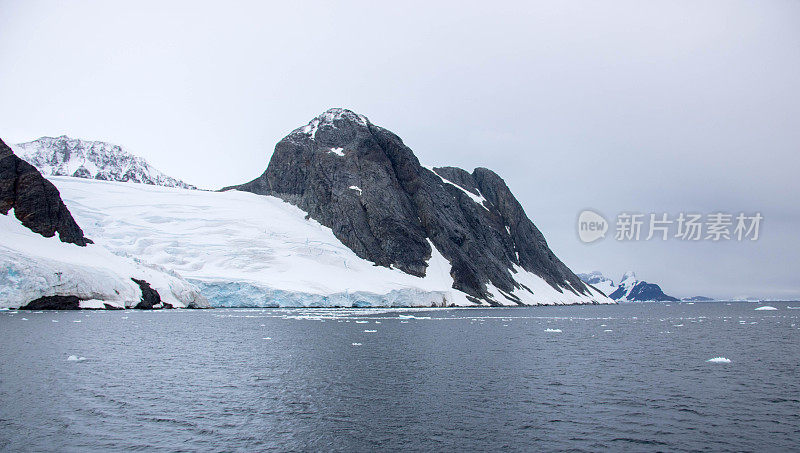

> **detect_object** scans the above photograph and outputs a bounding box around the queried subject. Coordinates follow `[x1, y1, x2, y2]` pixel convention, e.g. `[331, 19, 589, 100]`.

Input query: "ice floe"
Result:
[706, 357, 731, 363]
[544, 328, 562, 333]
[755, 306, 778, 311]
[67, 355, 87, 362]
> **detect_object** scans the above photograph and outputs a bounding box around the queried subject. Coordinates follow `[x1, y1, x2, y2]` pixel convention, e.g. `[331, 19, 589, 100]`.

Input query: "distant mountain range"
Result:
[12, 135, 195, 189]
[578, 271, 682, 302]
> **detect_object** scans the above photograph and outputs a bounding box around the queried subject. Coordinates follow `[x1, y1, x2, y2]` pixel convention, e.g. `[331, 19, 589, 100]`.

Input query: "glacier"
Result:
[0, 208, 208, 309]
[44, 176, 612, 307]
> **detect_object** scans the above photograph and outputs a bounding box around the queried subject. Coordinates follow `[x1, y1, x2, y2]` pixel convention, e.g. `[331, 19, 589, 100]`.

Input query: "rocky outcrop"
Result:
[0, 138, 91, 246]
[20, 295, 82, 310]
[132, 278, 173, 309]
[226, 108, 604, 305]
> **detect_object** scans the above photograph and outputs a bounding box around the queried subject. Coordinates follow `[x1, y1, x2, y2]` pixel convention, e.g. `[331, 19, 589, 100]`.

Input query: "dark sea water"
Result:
[1, 302, 799, 452]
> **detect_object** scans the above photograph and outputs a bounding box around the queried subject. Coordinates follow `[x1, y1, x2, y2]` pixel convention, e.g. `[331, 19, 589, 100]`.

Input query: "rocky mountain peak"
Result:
[228, 109, 609, 306]
[287, 108, 375, 152]
[12, 136, 195, 189]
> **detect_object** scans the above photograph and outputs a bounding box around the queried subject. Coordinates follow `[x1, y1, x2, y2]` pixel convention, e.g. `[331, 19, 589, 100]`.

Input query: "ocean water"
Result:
[1, 302, 799, 452]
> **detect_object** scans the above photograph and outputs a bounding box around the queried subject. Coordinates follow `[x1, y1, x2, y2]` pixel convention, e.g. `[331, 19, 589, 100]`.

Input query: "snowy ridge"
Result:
[0, 209, 208, 309]
[293, 108, 370, 140]
[12, 136, 195, 189]
[576, 271, 617, 296]
[50, 177, 612, 307]
[614, 271, 638, 299]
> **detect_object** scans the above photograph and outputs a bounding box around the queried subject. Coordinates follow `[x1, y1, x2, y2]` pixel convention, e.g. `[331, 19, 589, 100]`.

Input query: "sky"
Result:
[1, 0, 798, 299]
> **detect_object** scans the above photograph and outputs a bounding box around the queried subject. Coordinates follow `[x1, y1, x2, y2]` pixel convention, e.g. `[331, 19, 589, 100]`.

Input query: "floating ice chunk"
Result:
[73, 320, 81, 323]
[755, 306, 777, 311]
[348, 186, 362, 195]
[375, 321, 381, 324]
[673, 324, 684, 327]
[604, 329, 613, 332]
[544, 328, 562, 333]
[355, 321, 368, 324]
[364, 330, 377, 333]
[707, 357, 731, 363]
[21, 318, 28, 321]
[328, 147, 345, 156]
[787, 307, 800, 310]
[51, 320, 58, 323]
[262, 337, 271, 340]
[351, 343, 362, 346]
[67, 355, 86, 362]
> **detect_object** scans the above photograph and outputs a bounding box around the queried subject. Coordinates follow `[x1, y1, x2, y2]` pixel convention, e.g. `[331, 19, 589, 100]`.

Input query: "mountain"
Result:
[0, 137, 208, 310]
[576, 271, 616, 296]
[225, 108, 609, 306]
[578, 271, 678, 302]
[43, 169, 609, 308]
[12, 135, 195, 189]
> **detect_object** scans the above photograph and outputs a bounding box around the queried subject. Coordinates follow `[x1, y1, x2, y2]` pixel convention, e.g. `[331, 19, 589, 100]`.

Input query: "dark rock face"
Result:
[226, 108, 600, 304]
[20, 295, 82, 310]
[610, 281, 678, 301]
[607, 285, 626, 300]
[0, 138, 91, 246]
[131, 278, 172, 309]
[626, 282, 679, 301]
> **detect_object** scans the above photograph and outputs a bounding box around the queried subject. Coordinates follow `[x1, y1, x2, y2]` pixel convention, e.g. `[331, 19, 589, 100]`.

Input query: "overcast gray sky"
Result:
[1, 0, 798, 299]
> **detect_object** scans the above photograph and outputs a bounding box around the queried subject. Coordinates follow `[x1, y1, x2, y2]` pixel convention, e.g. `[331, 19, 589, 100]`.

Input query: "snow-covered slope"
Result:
[610, 271, 638, 299]
[51, 177, 612, 307]
[12, 136, 194, 189]
[0, 209, 208, 309]
[576, 271, 617, 296]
